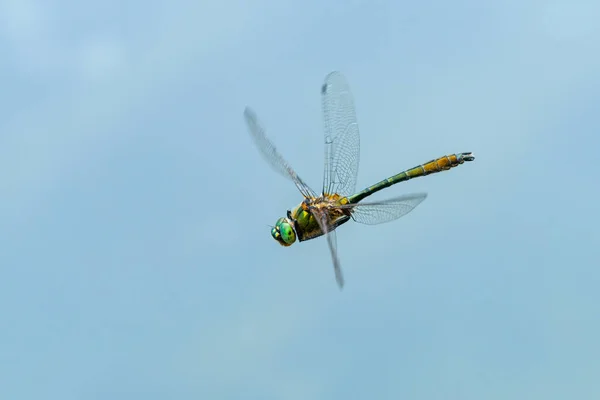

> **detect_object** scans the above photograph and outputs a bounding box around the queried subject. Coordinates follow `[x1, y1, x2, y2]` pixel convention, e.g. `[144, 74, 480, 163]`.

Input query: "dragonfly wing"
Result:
[312, 207, 344, 289]
[244, 107, 317, 198]
[321, 71, 360, 197]
[339, 193, 428, 225]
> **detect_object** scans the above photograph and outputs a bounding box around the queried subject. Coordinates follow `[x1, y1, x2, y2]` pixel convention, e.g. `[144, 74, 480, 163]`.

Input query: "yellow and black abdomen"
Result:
[408, 152, 474, 176]
[348, 152, 475, 204]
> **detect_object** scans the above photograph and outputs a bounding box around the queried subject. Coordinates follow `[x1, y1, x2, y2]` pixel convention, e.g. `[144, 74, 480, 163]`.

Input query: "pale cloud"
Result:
[0, 0, 64, 75]
[539, 0, 599, 41]
[78, 35, 126, 82]
[0, 0, 266, 226]
[0, 0, 127, 80]
[0, 0, 45, 42]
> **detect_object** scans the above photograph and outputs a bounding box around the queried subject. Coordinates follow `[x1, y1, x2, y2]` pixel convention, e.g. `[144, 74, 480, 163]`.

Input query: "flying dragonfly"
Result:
[244, 71, 474, 289]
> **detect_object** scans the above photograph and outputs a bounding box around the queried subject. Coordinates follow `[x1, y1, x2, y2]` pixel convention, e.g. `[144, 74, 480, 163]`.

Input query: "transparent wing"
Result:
[312, 208, 344, 289]
[244, 107, 317, 198]
[321, 71, 360, 197]
[338, 193, 428, 225]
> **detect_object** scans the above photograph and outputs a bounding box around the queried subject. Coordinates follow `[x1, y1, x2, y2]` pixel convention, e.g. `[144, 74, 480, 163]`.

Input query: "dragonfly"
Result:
[244, 71, 474, 289]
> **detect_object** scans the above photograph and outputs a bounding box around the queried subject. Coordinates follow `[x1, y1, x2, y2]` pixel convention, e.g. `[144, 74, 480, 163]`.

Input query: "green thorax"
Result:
[289, 196, 351, 242]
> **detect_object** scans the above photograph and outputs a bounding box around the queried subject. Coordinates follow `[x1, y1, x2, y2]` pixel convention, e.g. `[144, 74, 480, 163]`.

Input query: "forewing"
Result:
[339, 193, 428, 225]
[244, 107, 317, 198]
[312, 208, 344, 289]
[321, 71, 360, 197]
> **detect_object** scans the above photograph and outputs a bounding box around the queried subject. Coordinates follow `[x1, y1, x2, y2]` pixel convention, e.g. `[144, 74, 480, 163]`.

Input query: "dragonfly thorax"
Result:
[271, 217, 297, 247]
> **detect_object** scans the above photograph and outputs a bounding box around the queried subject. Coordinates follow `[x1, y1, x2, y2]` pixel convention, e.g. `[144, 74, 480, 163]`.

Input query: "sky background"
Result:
[1, 0, 599, 399]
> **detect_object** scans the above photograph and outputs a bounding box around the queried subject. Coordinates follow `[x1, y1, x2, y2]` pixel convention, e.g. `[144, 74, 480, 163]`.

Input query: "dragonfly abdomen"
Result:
[411, 152, 474, 176]
[347, 152, 474, 204]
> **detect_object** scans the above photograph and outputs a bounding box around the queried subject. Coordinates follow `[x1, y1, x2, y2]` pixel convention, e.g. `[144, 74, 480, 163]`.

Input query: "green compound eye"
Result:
[271, 217, 297, 246]
[279, 222, 296, 244]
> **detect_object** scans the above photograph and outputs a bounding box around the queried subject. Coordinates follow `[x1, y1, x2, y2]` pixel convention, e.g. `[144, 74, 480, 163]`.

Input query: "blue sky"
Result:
[1, 0, 599, 398]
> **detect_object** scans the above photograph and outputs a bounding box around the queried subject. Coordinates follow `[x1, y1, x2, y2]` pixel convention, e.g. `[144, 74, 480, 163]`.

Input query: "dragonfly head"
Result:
[271, 217, 297, 246]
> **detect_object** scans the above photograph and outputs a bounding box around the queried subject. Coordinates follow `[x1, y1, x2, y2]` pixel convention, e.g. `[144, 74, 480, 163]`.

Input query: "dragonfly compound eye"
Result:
[279, 222, 296, 245]
[271, 218, 296, 246]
